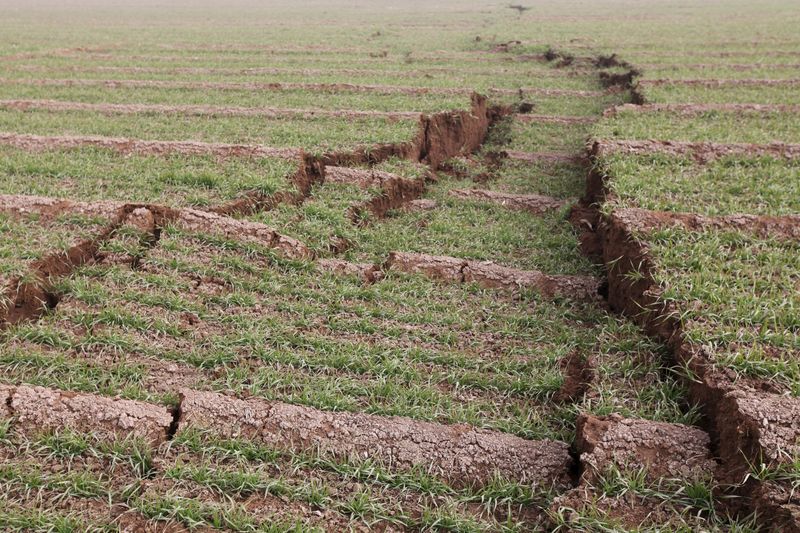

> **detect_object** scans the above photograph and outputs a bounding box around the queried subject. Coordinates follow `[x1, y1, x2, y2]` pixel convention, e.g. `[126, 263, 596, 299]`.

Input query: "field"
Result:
[0, 0, 798, 531]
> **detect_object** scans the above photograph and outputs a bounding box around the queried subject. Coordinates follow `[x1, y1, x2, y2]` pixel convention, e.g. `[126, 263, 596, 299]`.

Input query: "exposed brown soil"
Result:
[608, 207, 800, 242]
[324, 166, 411, 188]
[323, 93, 500, 171]
[0, 204, 136, 326]
[177, 388, 573, 489]
[513, 114, 597, 124]
[604, 102, 800, 117]
[509, 87, 610, 97]
[1, 383, 172, 445]
[386, 252, 600, 299]
[209, 154, 324, 217]
[554, 352, 595, 403]
[0, 132, 302, 160]
[0, 194, 313, 258]
[639, 78, 800, 87]
[592, 138, 800, 163]
[0, 98, 423, 121]
[171, 208, 312, 258]
[0, 194, 312, 326]
[628, 50, 800, 58]
[716, 390, 800, 477]
[316, 259, 384, 283]
[348, 176, 427, 224]
[591, 204, 800, 530]
[576, 414, 716, 483]
[548, 413, 720, 530]
[405, 198, 438, 211]
[449, 188, 568, 214]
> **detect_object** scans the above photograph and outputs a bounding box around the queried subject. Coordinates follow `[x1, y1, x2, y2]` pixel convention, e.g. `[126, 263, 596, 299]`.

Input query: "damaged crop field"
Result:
[0, 0, 798, 531]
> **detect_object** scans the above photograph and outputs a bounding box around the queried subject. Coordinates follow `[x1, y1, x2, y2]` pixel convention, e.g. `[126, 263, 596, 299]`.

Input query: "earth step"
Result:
[404, 198, 438, 211]
[717, 390, 800, 530]
[0, 384, 173, 446]
[0, 194, 312, 259]
[348, 176, 426, 223]
[324, 166, 401, 188]
[316, 259, 384, 283]
[177, 389, 573, 489]
[449, 188, 568, 214]
[591, 138, 800, 163]
[387, 252, 600, 299]
[172, 208, 312, 259]
[718, 390, 800, 471]
[608, 207, 800, 242]
[575, 413, 716, 483]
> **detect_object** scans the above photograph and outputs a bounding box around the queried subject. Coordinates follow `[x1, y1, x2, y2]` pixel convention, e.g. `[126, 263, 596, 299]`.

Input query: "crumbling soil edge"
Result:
[0, 198, 311, 326]
[347, 176, 428, 225]
[0, 204, 138, 327]
[572, 55, 799, 529]
[583, 133, 799, 530]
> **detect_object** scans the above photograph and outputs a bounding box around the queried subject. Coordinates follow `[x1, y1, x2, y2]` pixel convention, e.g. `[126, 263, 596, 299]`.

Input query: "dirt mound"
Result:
[0, 76, 475, 96]
[324, 166, 401, 188]
[387, 252, 466, 282]
[610, 208, 800, 242]
[2, 384, 172, 445]
[576, 414, 716, 483]
[316, 259, 383, 283]
[387, 252, 600, 299]
[449, 188, 568, 214]
[405, 198, 438, 211]
[592, 139, 800, 164]
[554, 352, 596, 403]
[717, 390, 800, 474]
[177, 389, 573, 488]
[172, 209, 312, 259]
[0, 194, 312, 258]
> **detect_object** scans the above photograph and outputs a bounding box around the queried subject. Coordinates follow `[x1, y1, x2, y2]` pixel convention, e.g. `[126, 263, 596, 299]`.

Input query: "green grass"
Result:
[250, 170, 594, 272]
[0, 83, 469, 113]
[0, 146, 297, 207]
[490, 120, 593, 153]
[639, 64, 800, 80]
[595, 108, 800, 143]
[599, 152, 800, 216]
[0, 212, 105, 288]
[549, 466, 759, 532]
[0, 62, 601, 91]
[645, 227, 800, 394]
[0, 224, 690, 441]
[0, 109, 418, 153]
[640, 84, 800, 105]
[463, 156, 587, 198]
